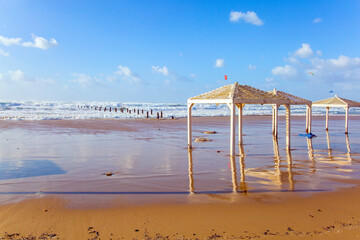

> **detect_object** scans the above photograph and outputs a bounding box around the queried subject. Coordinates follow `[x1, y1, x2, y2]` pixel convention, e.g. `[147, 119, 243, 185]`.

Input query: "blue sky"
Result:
[0, 0, 359, 102]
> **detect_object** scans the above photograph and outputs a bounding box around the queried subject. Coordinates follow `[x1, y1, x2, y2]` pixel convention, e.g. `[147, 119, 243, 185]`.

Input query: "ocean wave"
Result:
[0, 100, 359, 120]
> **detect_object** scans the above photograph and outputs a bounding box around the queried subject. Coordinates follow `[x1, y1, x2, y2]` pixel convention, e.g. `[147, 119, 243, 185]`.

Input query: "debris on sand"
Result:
[194, 137, 211, 142]
[203, 131, 217, 134]
[105, 172, 113, 176]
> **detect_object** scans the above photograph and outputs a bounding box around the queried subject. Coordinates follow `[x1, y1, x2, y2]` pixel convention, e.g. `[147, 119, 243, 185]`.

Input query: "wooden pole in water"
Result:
[345, 106, 349, 134]
[161, 111, 163, 118]
[157, 112, 159, 119]
[274, 104, 278, 138]
[151, 109, 153, 115]
[147, 111, 149, 118]
[308, 105, 312, 133]
[285, 104, 291, 150]
[237, 104, 243, 145]
[326, 107, 330, 131]
[187, 103, 194, 149]
[137, 109, 139, 115]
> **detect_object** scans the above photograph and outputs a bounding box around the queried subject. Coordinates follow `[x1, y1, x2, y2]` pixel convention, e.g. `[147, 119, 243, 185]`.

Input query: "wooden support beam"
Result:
[326, 107, 330, 131]
[229, 103, 236, 156]
[274, 104, 278, 138]
[308, 105, 312, 133]
[187, 103, 194, 149]
[285, 104, 291, 150]
[306, 105, 309, 133]
[345, 107, 349, 134]
[237, 104, 243, 145]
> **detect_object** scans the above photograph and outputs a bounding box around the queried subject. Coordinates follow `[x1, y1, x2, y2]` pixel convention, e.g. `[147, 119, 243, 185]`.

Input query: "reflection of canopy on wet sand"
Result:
[244, 138, 294, 191]
[312, 133, 353, 165]
[188, 139, 295, 193]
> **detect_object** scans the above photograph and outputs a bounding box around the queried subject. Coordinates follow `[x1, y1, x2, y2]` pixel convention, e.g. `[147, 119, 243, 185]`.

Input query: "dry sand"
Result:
[0, 116, 359, 239]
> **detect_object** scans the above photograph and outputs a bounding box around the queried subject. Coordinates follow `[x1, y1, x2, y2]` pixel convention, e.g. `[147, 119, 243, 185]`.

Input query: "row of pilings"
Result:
[78, 105, 165, 119]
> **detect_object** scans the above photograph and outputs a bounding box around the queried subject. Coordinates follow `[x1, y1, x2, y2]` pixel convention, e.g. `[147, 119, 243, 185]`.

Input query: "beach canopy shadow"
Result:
[0, 159, 66, 180]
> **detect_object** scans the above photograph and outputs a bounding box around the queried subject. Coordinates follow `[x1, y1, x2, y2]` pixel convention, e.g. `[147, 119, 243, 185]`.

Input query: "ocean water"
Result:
[0, 100, 359, 120]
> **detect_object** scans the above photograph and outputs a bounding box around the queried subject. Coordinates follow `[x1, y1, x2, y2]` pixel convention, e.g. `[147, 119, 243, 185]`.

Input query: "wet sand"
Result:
[0, 116, 360, 239]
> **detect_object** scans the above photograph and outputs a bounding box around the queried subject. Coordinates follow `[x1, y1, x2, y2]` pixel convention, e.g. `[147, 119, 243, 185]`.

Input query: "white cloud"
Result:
[248, 64, 257, 70]
[271, 65, 298, 77]
[294, 43, 313, 58]
[229, 11, 263, 26]
[72, 73, 96, 87]
[214, 58, 225, 68]
[0, 35, 22, 46]
[316, 50, 322, 56]
[0, 69, 54, 85]
[310, 55, 360, 71]
[22, 33, 58, 50]
[152, 65, 169, 76]
[115, 65, 142, 84]
[313, 18, 322, 23]
[0, 48, 10, 56]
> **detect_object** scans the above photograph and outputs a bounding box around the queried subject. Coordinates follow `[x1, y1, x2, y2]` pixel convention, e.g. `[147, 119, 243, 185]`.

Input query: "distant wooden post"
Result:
[104, 107, 107, 111]
[157, 112, 159, 119]
[142, 110, 144, 114]
[326, 107, 330, 131]
[115, 108, 117, 112]
[161, 111, 163, 118]
[99, 107, 102, 111]
[285, 104, 291, 150]
[109, 107, 111, 112]
[95, 106, 97, 110]
[129, 110, 131, 114]
[147, 111, 149, 118]
[345, 107, 349, 134]
[151, 109, 153, 115]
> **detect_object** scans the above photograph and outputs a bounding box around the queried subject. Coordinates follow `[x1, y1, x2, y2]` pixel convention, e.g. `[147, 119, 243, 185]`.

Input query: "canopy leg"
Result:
[238, 104, 243, 145]
[187, 103, 194, 149]
[306, 105, 309, 133]
[230, 103, 236, 156]
[326, 107, 330, 131]
[285, 104, 291, 150]
[274, 104, 278, 138]
[345, 107, 349, 134]
[308, 105, 312, 133]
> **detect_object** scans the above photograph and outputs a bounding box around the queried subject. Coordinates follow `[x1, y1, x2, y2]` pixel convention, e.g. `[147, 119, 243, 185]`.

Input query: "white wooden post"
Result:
[345, 107, 349, 134]
[308, 105, 312, 133]
[187, 103, 194, 149]
[306, 105, 309, 133]
[272, 105, 275, 134]
[230, 103, 236, 156]
[326, 107, 330, 131]
[238, 104, 243, 145]
[274, 104, 278, 138]
[285, 104, 291, 150]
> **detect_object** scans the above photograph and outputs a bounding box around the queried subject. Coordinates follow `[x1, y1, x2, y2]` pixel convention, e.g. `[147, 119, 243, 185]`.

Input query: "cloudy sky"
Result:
[0, 0, 359, 102]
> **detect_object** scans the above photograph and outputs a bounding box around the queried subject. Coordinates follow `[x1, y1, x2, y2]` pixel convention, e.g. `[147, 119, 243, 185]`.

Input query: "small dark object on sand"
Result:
[106, 172, 113, 176]
[194, 137, 211, 142]
[203, 131, 217, 134]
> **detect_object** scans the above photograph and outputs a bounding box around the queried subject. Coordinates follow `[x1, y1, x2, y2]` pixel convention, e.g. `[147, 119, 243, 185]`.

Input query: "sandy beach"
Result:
[0, 115, 359, 239]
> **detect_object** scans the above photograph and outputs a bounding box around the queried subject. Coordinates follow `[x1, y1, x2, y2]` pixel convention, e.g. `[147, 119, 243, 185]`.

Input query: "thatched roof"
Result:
[312, 95, 360, 108]
[268, 89, 311, 105]
[188, 82, 289, 105]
